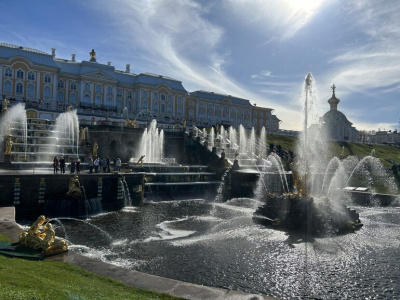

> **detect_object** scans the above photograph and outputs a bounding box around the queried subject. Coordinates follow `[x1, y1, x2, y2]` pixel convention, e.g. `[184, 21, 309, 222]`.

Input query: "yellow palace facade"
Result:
[0, 43, 280, 132]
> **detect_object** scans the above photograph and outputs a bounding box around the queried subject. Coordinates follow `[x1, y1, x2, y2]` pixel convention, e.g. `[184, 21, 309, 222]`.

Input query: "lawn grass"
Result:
[0, 235, 182, 300]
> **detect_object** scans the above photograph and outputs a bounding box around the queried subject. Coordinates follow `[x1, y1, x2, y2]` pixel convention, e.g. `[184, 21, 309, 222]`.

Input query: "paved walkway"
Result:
[0, 207, 277, 300]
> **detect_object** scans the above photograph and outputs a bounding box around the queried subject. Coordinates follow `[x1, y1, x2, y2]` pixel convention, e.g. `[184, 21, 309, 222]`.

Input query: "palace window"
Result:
[85, 83, 90, 91]
[83, 93, 90, 103]
[143, 90, 148, 99]
[177, 96, 182, 104]
[167, 104, 172, 114]
[70, 82, 77, 90]
[27, 84, 35, 97]
[95, 95, 102, 105]
[96, 85, 102, 93]
[57, 91, 64, 102]
[161, 94, 166, 101]
[44, 86, 51, 98]
[143, 100, 148, 110]
[167, 95, 172, 102]
[153, 92, 159, 101]
[106, 97, 112, 107]
[127, 100, 133, 111]
[107, 87, 113, 94]
[189, 109, 194, 119]
[189, 101, 194, 107]
[16, 82, 23, 94]
[177, 105, 182, 116]
[117, 89, 122, 97]
[4, 80, 12, 93]
[70, 93, 77, 104]
[153, 101, 159, 113]
[28, 71, 35, 80]
[16, 69, 24, 79]
[5, 67, 12, 77]
[58, 80, 65, 88]
[44, 74, 51, 83]
[127, 91, 132, 99]
[117, 100, 122, 111]
[160, 103, 166, 114]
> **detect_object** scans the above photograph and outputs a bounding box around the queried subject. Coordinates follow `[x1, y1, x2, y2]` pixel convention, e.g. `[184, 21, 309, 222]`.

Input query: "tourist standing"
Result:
[106, 157, 110, 173]
[53, 156, 59, 174]
[59, 156, 66, 174]
[89, 157, 94, 173]
[99, 158, 104, 173]
[102, 158, 107, 173]
[76, 157, 81, 174]
[94, 157, 99, 173]
[70, 158, 76, 174]
[115, 158, 122, 172]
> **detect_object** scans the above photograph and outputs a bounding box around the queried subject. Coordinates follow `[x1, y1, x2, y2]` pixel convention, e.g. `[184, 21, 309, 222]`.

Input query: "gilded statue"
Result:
[5, 138, 13, 154]
[80, 127, 86, 140]
[66, 175, 82, 195]
[3, 97, 9, 110]
[137, 155, 145, 167]
[93, 142, 98, 156]
[19, 215, 68, 256]
[125, 118, 137, 128]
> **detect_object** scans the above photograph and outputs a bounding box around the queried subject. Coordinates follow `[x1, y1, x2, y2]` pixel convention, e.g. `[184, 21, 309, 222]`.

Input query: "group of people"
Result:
[52, 156, 81, 174]
[53, 155, 123, 174]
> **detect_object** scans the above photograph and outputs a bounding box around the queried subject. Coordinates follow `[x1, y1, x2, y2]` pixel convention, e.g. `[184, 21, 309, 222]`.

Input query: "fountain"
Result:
[254, 73, 363, 235]
[136, 119, 164, 163]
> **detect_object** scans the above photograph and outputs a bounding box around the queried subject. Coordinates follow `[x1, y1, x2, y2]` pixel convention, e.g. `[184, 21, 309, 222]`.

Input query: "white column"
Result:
[53, 73, 58, 103]
[36, 71, 41, 100]
[0, 64, 3, 95]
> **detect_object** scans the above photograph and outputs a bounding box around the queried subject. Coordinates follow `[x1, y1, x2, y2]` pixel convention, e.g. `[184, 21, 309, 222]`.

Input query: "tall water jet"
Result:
[50, 109, 80, 159]
[208, 127, 215, 148]
[259, 126, 267, 160]
[0, 103, 27, 161]
[138, 119, 164, 163]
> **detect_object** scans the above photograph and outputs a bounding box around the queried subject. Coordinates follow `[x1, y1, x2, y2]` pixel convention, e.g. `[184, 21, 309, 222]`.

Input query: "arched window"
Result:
[253, 118, 257, 127]
[16, 69, 24, 79]
[143, 100, 148, 109]
[70, 82, 77, 90]
[161, 94, 166, 101]
[127, 100, 133, 111]
[57, 91, 64, 102]
[177, 105, 182, 116]
[84, 94, 90, 103]
[96, 85, 101, 93]
[28, 71, 35, 80]
[27, 84, 35, 97]
[153, 92, 159, 101]
[177, 96, 182, 104]
[189, 101, 194, 107]
[167, 95, 172, 102]
[70, 93, 77, 104]
[117, 100, 122, 111]
[160, 103, 166, 114]
[95, 95, 102, 105]
[106, 97, 112, 107]
[44, 74, 51, 83]
[167, 104, 172, 114]
[153, 101, 159, 113]
[127, 91, 132, 99]
[4, 80, 12, 93]
[189, 109, 194, 119]
[107, 87, 113, 94]
[208, 110, 213, 121]
[44, 86, 51, 98]
[117, 89, 122, 97]
[143, 90, 148, 99]
[4, 67, 12, 77]
[58, 80, 64, 88]
[85, 83, 90, 91]
[259, 119, 263, 127]
[16, 82, 23, 94]
[199, 109, 204, 119]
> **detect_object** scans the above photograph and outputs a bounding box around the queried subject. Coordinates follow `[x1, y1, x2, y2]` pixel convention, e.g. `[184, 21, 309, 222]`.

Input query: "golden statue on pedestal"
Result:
[125, 118, 137, 128]
[2, 97, 9, 111]
[5, 137, 13, 154]
[66, 175, 82, 195]
[93, 142, 98, 156]
[19, 215, 68, 256]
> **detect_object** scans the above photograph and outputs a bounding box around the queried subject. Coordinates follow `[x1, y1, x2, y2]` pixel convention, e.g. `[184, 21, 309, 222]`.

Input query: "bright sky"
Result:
[1, 0, 399, 131]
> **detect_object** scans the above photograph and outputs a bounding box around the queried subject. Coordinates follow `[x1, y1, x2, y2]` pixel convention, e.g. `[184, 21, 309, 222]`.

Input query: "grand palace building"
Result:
[0, 43, 280, 132]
